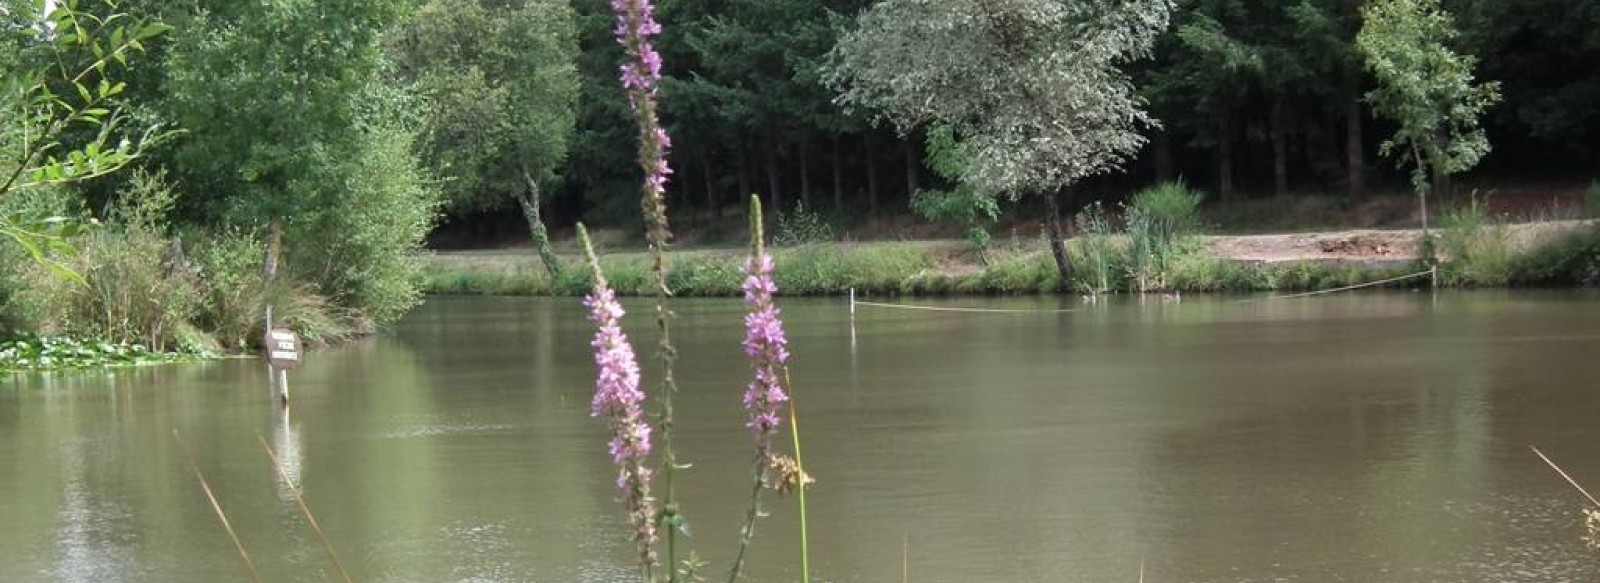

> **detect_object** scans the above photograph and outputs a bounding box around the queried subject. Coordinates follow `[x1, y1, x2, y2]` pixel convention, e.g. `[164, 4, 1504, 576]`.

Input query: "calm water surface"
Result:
[3, 292, 1600, 582]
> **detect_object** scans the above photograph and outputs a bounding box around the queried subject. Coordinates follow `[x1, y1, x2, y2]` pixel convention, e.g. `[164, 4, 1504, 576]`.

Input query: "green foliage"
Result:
[386, 0, 580, 214]
[911, 124, 999, 252]
[772, 201, 835, 247]
[1437, 197, 1510, 286]
[1067, 202, 1128, 294]
[961, 253, 1059, 295]
[1358, 0, 1501, 199]
[22, 173, 200, 352]
[665, 255, 741, 297]
[827, 0, 1172, 198]
[1509, 227, 1600, 286]
[0, 336, 202, 371]
[189, 229, 263, 349]
[0, 0, 169, 278]
[160, 0, 437, 327]
[1165, 253, 1262, 292]
[283, 122, 440, 326]
[1126, 182, 1206, 292]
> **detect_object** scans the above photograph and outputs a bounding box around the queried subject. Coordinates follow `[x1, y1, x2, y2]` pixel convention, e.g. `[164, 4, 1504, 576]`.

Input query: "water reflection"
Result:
[3, 291, 1600, 582]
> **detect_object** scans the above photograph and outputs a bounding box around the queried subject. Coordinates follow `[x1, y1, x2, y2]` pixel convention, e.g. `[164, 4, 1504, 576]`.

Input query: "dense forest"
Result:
[1, 0, 1597, 352]
[547, 0, 1597, 235]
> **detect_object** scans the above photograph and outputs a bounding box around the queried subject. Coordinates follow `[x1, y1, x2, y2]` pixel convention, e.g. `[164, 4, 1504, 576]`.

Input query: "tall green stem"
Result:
[787, 369, 811, 583]
[728, 196, 771, 583]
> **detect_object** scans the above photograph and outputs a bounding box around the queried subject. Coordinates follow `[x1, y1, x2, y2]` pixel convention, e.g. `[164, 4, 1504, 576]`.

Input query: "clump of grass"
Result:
[775, 243, 935, 295]
[666, 255, 742, 296]
[960, 252, 1058, 294]
[1510, 226, 1600, 286]
[1068, 202, 1127, 294]
[1438, 197, 1511, 286]
[1165, 254, 1262, 292]
[1127, 181, 1205, 292]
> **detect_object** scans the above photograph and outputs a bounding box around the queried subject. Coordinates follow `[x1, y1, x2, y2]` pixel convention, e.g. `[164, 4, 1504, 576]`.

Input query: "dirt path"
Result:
[1205, 219, 1595, 264]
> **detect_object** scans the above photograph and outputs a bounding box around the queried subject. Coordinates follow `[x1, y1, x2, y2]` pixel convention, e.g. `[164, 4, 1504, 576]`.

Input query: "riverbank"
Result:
[420, 219, 1600, 296]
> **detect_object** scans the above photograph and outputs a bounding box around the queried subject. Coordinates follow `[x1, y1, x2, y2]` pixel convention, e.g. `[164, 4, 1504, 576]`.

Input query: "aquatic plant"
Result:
[0, 336, 208, 371]
[578, 225, 660, 576]
[605, 0, 691, 575]
[729, 197, 792, 581]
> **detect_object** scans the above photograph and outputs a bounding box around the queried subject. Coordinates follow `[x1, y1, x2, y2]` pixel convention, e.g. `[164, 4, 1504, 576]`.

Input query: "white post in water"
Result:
[262, 221, 282, 403]
[849, 288, 856, 318]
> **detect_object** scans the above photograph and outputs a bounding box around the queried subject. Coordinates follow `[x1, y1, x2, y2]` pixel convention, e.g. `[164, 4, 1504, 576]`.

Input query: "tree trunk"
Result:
[764, 136, 783, 214]
[699, 147, 719, 221]
[1217, 116, 1234, 200]
[903, 135, 920, 199]
[1045, 189, 1072, 288]
[1346, 94, 1365, 197]
[519, 171, 563, 279]
[1271, 98, 1289, 197]
[799, 142, 812, 207]
[736, 139, 751, 205]
[832, 134, 844, 211]
[1154, 130, 1174, 183]
[865, 133, 879, 217]
[1431, 134, 1451, 200]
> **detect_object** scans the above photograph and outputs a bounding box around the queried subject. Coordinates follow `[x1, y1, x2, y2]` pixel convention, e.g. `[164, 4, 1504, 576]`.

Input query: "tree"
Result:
[827, 0, 1174, 284]
[1457, 0, 1600, 169]
[1357, 0, 1500, 250]
[387, 0, 580, 277]
[0, 0, 170, 277]
[1154, 3, 1262, 200]
[159, 0, 438, 324]
[910, 124, 998, 257]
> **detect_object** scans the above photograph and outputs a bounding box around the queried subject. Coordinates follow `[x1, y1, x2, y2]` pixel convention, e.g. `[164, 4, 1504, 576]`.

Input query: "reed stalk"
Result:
[259, 435, 355, 583]
[173, 430, 263, 583]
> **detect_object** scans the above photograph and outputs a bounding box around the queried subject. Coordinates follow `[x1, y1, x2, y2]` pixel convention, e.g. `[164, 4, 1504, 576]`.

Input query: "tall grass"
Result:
[1437, 197, 1511, 286]
[1068, 202, 1126, 293]
[1509, 225, 1600, 286]
[1127, 181, 1205, 292]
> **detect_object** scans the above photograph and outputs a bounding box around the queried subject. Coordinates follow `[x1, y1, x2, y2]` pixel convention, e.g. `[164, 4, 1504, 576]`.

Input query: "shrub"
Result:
[285, 123, 441, 327]
[772, 201, 835, 247]
[0, 185, 76, 336]
[28, 230, 202, 352]
[1438, 197, 1511, 286]
[1511, 227, 1600, 286]
[26, 174, 204, 352]
[190, 230, 267, 349]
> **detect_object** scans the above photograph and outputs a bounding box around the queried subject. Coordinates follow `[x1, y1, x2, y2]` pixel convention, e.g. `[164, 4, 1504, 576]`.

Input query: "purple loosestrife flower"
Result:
[583, 287, 658, 556]
[740, 253, 790, 437]
[609, 0, 673, 213]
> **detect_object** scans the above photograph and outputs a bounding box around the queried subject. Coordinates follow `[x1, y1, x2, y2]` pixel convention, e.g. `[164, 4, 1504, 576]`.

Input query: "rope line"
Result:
[1243, 268, 1434, 302]
[852, 300, 1079, 314]
[849, 268, 1434, 314]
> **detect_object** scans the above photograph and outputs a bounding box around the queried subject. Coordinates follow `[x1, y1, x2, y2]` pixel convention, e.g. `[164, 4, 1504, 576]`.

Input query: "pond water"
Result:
[3, 292, 1600, 582]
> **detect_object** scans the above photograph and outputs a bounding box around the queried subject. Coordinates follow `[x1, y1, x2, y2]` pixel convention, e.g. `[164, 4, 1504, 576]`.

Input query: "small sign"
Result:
[265, 329, 301, 370]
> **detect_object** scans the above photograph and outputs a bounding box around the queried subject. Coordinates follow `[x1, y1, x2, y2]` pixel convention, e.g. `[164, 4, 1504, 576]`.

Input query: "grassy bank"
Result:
[422, 221, 1600, 297]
